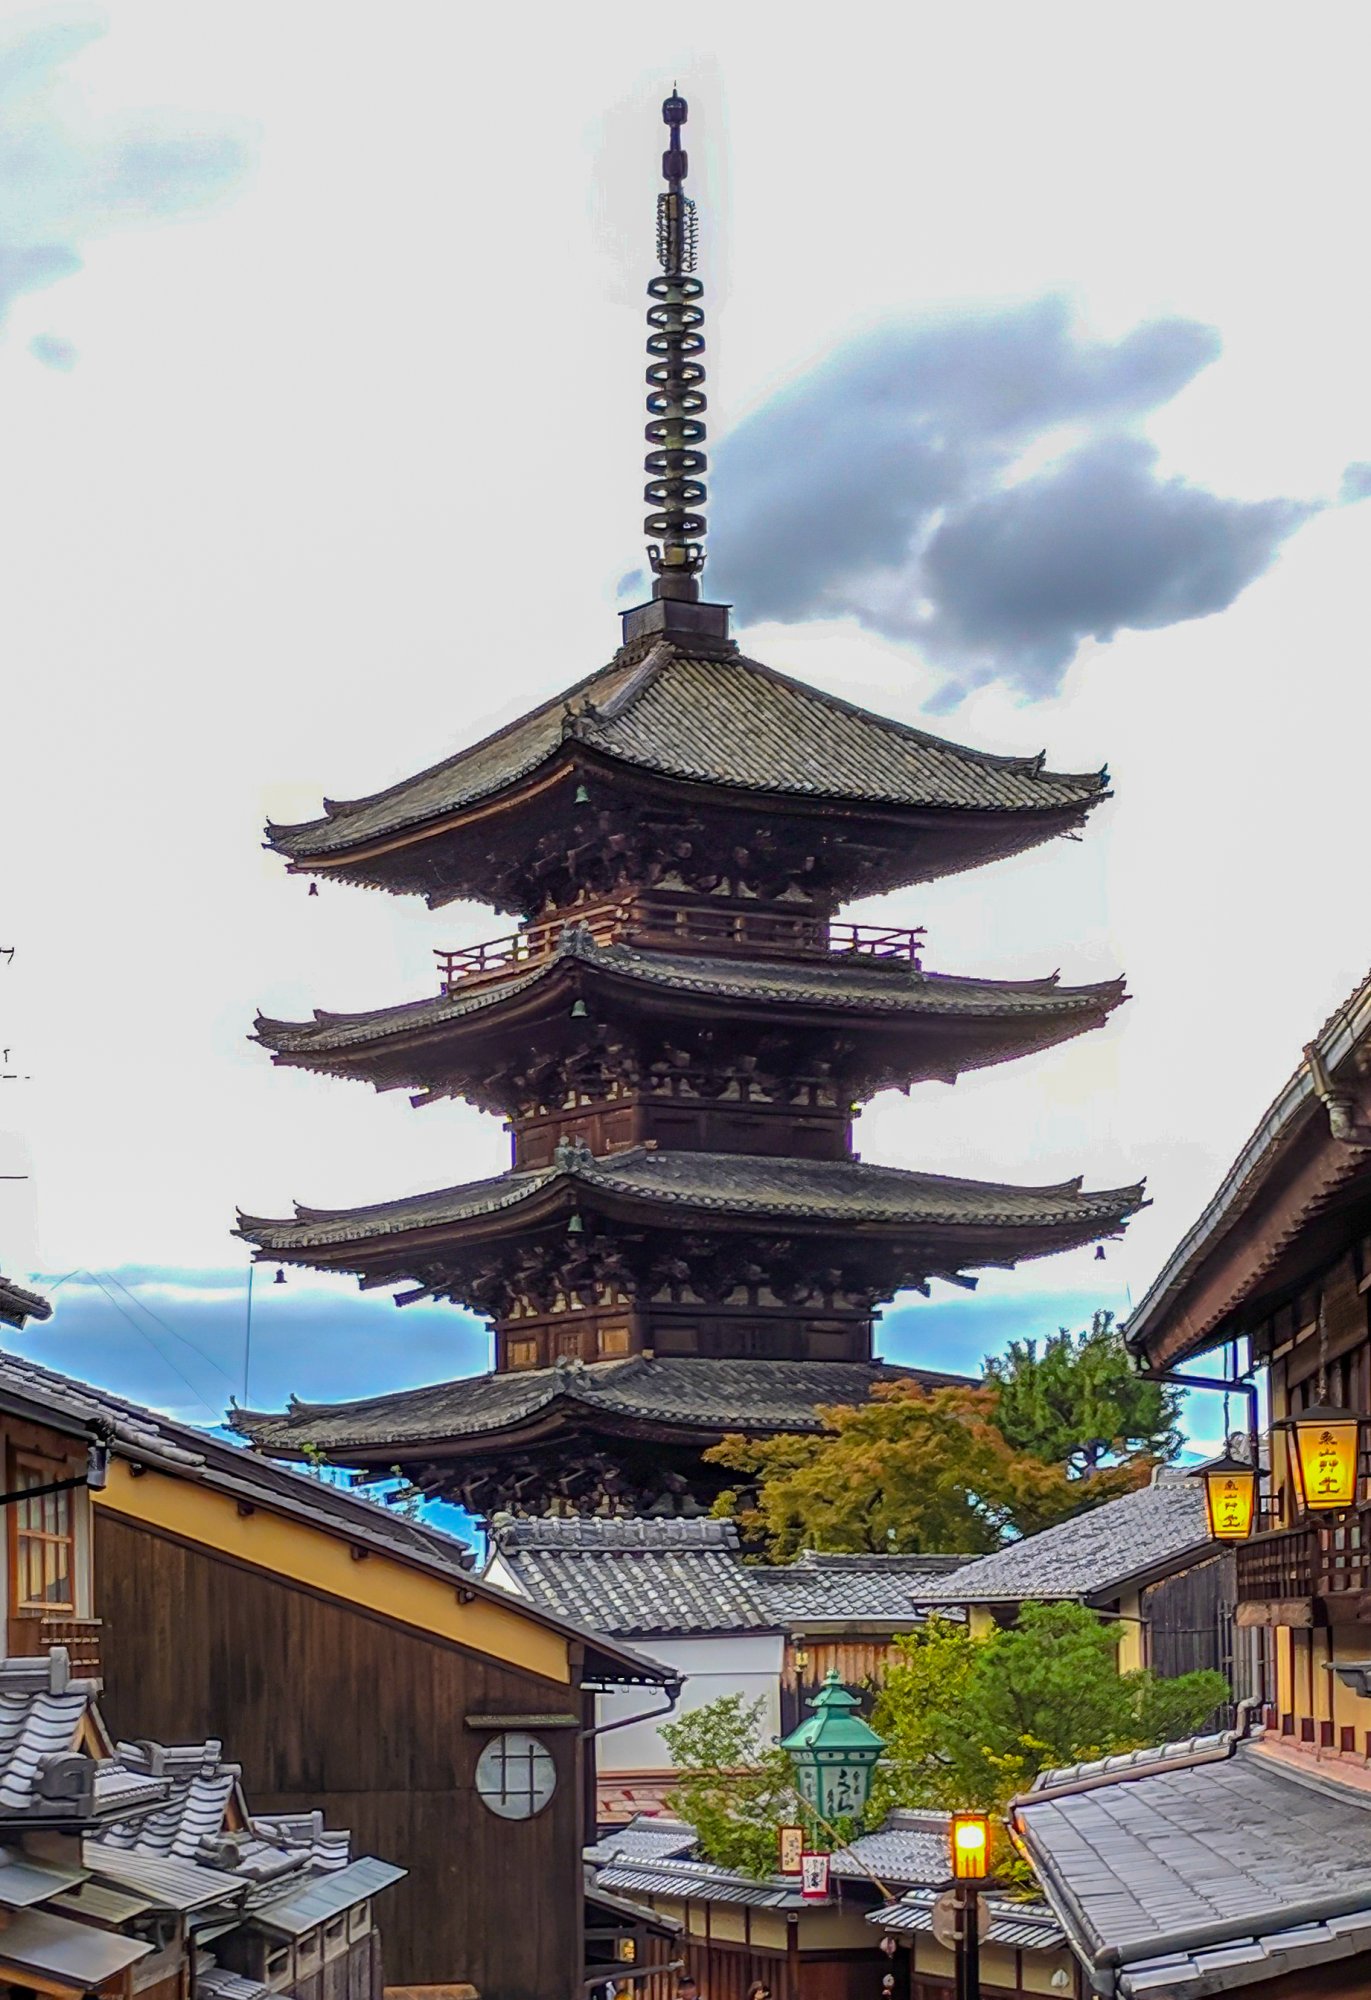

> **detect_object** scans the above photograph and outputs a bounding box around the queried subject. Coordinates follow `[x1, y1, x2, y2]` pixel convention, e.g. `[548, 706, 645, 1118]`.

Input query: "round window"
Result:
[474, 1732, 557, 1820]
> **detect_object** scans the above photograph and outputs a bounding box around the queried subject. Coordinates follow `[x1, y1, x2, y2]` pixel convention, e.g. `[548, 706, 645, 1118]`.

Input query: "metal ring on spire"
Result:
[645, 92, 707, 602]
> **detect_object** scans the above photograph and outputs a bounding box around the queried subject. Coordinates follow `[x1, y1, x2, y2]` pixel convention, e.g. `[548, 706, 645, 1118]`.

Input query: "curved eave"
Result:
[252, 955, 1129, 1098]
[230, 1357, 977, 1460]
[268, 744, 1109, 907]
[235, 1156, 1146, 1283]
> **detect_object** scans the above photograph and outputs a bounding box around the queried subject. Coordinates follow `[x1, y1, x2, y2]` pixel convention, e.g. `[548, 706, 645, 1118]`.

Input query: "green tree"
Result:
[660, 1694, 797, 1878]
[868, 1603, 1229, 1819]
[708, 1381, 1150, 1561]
[985, 1310, 1183, 1473]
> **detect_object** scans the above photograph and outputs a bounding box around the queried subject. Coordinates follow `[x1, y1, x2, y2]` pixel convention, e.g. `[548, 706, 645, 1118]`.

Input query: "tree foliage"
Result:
[985, 1310, 1183, 1473]
[708, 1380, 1151, 1560]
[868, 1604, 1229, 1819]
[660, 1694, 797, 1878]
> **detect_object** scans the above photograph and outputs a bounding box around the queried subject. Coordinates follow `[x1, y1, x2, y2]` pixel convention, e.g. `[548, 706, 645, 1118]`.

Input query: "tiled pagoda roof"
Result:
[232, 1355, 967, 1455]
[0, 1273, 53, 1331]
[267, 641, 1108, 864]
[255, 931, 1125, 1063]
[237, 1146, 1145, 1255]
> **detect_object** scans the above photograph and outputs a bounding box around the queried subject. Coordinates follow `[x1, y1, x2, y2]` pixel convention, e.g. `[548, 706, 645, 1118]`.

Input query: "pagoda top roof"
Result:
[232, 1355, 969, 1456]
[267, 639, 1108, 867]
[254, 931, 1126, 1060]
[237, 1146, 1144, 1256]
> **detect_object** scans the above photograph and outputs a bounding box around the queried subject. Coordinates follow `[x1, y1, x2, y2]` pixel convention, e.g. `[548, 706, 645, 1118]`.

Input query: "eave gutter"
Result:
[1126, 968, 1371, 1361]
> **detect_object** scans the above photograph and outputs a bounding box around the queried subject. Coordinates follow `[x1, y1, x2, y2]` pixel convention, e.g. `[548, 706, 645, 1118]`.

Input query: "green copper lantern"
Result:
[780, 1669, 885, 1822]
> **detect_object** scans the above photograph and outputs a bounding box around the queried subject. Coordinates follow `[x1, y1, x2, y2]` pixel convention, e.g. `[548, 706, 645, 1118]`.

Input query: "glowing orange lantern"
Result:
[1191, 1451, 1258, 1541]
[950, 1812, 989, 1881]
[1288, 1405, 1361, 1513]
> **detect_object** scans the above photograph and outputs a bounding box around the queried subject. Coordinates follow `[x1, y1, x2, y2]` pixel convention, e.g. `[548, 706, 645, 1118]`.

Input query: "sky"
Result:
[2, 2, 1370, 1468]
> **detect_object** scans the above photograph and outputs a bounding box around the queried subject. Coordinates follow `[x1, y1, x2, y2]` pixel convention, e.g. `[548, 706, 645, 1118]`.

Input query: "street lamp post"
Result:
[949, 1813, 989, 2000]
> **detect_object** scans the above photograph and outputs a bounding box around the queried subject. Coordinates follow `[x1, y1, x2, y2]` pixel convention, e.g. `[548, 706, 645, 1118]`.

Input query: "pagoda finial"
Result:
[644, 90, 707, 603]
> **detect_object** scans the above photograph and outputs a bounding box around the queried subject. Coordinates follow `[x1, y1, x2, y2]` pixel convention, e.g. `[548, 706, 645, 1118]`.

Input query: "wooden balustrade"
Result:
[436, 902, 926, 992]
[1237, 1505, 1371, 1604]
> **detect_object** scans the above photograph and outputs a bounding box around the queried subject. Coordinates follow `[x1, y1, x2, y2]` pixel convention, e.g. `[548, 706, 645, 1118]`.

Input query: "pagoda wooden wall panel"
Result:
[92, 1513, 585, 2000]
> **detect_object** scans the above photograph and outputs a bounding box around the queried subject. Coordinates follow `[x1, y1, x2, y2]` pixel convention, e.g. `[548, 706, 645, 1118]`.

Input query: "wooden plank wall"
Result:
[93, 1514, 585, 2000]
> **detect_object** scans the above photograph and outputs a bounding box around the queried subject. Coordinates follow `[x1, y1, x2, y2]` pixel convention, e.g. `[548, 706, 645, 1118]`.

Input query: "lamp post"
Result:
[779, 1669, 885, 1822]
[949, 1812, 989, 2000]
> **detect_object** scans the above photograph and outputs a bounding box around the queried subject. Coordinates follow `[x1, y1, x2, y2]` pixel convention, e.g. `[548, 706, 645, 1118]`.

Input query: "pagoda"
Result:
[234, 96, 1141, 1520]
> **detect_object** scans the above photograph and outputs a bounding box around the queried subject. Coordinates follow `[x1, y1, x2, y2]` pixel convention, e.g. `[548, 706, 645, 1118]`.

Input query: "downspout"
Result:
[1304, 1043, 1371, 1146]
[580, 1679, 683, 1742]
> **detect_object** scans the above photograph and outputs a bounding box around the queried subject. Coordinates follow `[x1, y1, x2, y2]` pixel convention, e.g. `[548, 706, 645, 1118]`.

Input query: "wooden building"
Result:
[233, 95, 1139, 1522]
[1014, 970, 1371, 1999]
[0, 1332, 678, 1999]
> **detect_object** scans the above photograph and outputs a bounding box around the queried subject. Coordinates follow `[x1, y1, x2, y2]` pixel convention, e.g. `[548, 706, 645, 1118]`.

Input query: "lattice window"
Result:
[10, 1456, 75, 1613]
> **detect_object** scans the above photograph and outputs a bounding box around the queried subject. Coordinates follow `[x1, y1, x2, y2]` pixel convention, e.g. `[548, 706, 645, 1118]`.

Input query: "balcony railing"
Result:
[7, 1613, 102, 1678]
[436, 900, 926, 993]
[1237, 1506, 1371, 1604]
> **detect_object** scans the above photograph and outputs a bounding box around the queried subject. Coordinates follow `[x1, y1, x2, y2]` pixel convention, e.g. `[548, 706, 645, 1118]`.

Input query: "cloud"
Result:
[0, 13, 250, 338]
[1341, 461, 1371, 504]
[29, 329, 75, 368]
[21, 1263, 489, 1428]
[707, 298, 1314, 699]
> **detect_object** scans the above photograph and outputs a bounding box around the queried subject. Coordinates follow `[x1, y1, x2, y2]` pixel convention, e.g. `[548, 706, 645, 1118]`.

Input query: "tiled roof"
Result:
[256, 931, 1125, 1059]
[586, 1817, 697, 1867]
[830, 1812, 952, 1889]
[489, 1519, 955, 1637]
[871, 1888, 1064, 1951]
[754, 1553, 971, 1624]
[268, 642, 1108, 862]
[237, 1146, 1144, 1252]
[0, 1904, 153, 1985]
[237, 1356, 965, 1454]
[250, 1857, 406, 1937]
[96, 1740, 241, 1860]
[912, 1470, 1213, 1605]
[490, 1518, 775, 1635]
[594, 1855, 815, 1910]
[1016, 1737, 1371, 1998]
[0, 1651, 165, 1827]
[0, 1275, 51, 1331]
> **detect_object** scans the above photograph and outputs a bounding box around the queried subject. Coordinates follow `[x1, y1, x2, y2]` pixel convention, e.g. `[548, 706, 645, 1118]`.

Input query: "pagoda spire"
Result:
[644, 90, 708, 603]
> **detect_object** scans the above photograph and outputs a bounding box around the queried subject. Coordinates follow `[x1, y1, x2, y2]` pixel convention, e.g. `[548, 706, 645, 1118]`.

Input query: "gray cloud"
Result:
[706, 298, 1314, 699]
[0, 14, 251, 344]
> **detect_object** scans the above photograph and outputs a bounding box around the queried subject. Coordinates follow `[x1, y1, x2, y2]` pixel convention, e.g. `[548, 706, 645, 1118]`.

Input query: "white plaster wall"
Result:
[481, 1555, 783, 1773]
[592, 1631, 785, 1771]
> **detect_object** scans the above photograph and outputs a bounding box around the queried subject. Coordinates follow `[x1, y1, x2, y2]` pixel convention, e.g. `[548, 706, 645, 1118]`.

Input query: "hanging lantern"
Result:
[574, 783, 592, 805]
[1189, 1450, 1257, 1541]
[1287, 1405, 1361, 1513]
[780, 1669, 884, 1821]
[274, 1268, 287, 1286]
[570, 1000, 590, 1019]
[566, 1212, 584, 1235]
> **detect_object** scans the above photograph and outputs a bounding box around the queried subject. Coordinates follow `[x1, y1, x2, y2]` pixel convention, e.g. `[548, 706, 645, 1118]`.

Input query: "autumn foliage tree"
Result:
[707, 1312, 1175, 1559]
[708, 1380, 1154, 1559]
